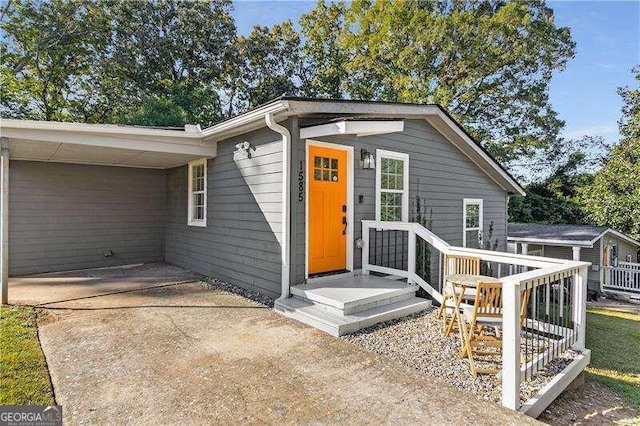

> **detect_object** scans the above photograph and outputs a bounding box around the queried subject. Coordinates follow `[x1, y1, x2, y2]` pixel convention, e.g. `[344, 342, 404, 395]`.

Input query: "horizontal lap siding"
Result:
[294, 119, 510, 284]
[9, 161, 166, 275]
[543, 244, 601, 290]
[164, 126, 283, 298]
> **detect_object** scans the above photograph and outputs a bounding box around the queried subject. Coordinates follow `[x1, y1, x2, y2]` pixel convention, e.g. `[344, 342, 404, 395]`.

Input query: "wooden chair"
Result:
[437, 254, 481, 334]
[458, 283, 532, 376]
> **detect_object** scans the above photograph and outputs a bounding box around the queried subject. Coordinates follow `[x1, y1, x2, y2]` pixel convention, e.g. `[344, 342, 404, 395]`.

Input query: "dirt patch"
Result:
[539, 381, 639, 425]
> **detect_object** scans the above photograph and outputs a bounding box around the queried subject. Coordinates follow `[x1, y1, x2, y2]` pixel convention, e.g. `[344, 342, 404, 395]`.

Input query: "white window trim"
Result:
[375, 149, 409, 222]
[463, 198, 483, 248]
[187, 158, 207, 227]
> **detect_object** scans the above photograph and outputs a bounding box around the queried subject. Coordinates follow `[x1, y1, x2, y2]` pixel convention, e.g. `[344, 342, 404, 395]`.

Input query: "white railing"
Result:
[604, 261, 640, 294]
[361, 220, 591, 411]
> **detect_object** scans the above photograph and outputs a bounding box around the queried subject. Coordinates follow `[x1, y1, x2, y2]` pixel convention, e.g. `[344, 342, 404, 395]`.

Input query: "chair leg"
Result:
[461, 320, 477, 376]
[436, 292, 450, 318]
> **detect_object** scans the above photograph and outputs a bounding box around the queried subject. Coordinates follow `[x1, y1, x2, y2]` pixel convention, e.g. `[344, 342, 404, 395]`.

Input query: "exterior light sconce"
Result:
[361, 149, 375, 170]
[235, 141, 255, 158]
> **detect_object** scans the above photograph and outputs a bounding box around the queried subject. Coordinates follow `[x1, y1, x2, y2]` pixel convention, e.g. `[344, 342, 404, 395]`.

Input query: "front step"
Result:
[275, 296, 431, 337]
[291, 275, 420, 315]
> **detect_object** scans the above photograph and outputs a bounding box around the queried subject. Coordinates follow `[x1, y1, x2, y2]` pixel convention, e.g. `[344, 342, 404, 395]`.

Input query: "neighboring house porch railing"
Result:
[361, 220, 591, 413]
[603, 261, 640, 295]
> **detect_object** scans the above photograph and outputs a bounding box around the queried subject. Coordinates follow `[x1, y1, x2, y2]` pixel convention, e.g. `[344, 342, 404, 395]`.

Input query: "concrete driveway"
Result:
[12, 264, 537, 424]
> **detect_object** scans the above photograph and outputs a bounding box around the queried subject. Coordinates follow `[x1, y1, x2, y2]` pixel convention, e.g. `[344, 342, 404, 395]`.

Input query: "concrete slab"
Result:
[292, 275, 415, 309]
[9, 263, 200, 306]
[36, 280, 538, 425]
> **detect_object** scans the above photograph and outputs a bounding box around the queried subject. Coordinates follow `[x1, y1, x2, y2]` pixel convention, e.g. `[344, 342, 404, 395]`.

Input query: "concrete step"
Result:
[275, 296, 431, 337]
[291, 275, 420, 315]
[291, 291, 416, 317]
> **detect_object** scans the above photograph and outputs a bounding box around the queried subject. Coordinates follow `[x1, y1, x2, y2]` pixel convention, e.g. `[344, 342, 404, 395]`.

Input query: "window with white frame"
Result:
[188, 159, 207, 227]
[376, 150, 409, 222]
[463, 199, 483, 248]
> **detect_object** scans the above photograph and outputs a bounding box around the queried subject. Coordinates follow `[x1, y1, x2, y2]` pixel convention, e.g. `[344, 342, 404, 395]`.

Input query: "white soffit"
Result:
[7, 138, 208, 169]
[300, 120, 404, 139]
[0, 119, 217, 169]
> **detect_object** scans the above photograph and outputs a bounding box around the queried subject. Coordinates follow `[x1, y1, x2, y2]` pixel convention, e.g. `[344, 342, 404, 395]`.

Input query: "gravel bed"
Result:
[200, 276, 275, 308]
[342, 307, 578, 405]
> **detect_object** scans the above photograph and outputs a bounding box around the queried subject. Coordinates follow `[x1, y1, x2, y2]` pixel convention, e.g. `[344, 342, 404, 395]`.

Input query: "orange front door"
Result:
[308, 145, 348, 275]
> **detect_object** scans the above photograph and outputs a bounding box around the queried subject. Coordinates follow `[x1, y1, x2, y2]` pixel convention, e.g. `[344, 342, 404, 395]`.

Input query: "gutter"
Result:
[265, 113, 292, 300]
[202, 100, 290, 139]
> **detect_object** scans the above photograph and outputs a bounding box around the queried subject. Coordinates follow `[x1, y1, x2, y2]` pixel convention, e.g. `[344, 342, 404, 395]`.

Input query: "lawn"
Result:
[0, 306, 55, 405]
[585, 308, 640, 408]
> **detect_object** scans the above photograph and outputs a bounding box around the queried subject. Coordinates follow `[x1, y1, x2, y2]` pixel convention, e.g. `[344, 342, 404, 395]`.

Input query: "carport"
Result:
[0, 119, 217, 304]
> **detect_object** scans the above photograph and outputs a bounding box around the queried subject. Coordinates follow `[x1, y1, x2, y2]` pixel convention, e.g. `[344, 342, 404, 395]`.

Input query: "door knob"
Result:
[342, 216, 347, 235]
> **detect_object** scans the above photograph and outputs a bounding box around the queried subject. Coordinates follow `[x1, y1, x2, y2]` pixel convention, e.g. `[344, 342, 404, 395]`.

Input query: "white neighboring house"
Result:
[508, 223, 640, 299]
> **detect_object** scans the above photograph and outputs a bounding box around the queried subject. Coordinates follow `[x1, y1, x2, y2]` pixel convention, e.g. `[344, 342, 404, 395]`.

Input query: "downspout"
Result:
[265, 113, 291, 300]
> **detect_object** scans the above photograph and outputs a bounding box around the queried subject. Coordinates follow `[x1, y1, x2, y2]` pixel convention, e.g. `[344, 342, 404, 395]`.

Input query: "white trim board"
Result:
[305, 139, 354, 280]
[187, 158, 207, 227]
[375, 149, 410, 223]
[300, 120, 404, 139]
[463, 198, 483, 248]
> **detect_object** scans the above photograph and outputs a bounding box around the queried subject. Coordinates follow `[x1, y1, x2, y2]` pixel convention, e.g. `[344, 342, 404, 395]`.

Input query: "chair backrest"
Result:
[470, 283, 532, 328]
[443, 254, 480, 276]
[471, 282, 503, 326]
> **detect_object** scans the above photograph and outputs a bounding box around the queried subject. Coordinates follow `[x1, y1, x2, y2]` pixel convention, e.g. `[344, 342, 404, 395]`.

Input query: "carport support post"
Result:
[0, 138, 9, 305]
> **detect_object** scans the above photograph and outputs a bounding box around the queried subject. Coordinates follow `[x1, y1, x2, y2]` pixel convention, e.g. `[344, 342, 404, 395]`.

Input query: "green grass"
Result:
[0, 306, 55, 405]
[585, 308, 640, 408]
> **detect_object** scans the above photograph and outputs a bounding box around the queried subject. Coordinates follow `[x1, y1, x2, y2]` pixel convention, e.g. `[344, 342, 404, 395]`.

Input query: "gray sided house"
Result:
[508, 223, 640, 297]
[4, 100, 601, 415]
[0, 98, 524, 327]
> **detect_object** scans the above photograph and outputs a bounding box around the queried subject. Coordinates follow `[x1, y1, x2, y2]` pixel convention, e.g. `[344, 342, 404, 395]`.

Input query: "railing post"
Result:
[572, 266, 588, 351]
[362, 221, 370, 276]
[501, 279, 521, 410]
[407, 226, 415, 284]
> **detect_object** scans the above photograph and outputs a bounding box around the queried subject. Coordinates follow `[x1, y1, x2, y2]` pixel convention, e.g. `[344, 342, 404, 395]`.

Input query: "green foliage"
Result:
[118, 97, 187, 128]
[508, 134, 609, 224]
[232, 21, 303, 111]
[300, 0, 348, 98]
[2, 0, 576, 167]
[0, 306, 55, 405]
[1, 0, 112, 121]
[581, 67, 640, 240]
[338, 0, 575, 166]
[411, 189, 433, 296]
[109, 0, 236, 126]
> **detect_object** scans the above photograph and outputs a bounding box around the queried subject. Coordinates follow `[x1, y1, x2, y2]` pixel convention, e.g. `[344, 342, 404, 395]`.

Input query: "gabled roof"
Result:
[201, 97, 525, 195]
[508, 223, 640, 248]
[0, 97, 525, 193]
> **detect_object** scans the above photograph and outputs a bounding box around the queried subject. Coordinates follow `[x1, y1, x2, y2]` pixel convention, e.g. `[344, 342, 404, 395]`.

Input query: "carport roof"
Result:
[0, 119, 216, 169]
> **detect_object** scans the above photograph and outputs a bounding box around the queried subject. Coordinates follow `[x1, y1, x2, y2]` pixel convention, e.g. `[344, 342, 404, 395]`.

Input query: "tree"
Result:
[330, 0, 575, 167]
[231, 21, 303, 112]
[1, 0, 112, 121]
[508, 134, 610, 224]
[581, 66, 640, 240]
[299, 0, 348, 98]
[117, 97, 187, 128]
[110, 0, 237, 127]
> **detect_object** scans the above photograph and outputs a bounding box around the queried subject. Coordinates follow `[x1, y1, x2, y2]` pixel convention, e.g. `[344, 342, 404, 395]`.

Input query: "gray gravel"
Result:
[201, 276, 275, 308]
[342, 307, 577, 405]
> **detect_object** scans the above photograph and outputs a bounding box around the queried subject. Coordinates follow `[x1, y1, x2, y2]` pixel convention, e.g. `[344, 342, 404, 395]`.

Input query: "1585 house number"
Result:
[298, 161, 304, 202]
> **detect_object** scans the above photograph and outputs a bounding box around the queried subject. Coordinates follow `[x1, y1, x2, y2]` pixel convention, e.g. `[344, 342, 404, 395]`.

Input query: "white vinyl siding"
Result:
[188, 158, 207, 227]
[376, 149, 409, 222]
[463, 198, 483, 248]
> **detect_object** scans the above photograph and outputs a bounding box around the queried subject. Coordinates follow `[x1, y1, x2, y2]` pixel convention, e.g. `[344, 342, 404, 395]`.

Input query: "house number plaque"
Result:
[298, 160, 304, 202]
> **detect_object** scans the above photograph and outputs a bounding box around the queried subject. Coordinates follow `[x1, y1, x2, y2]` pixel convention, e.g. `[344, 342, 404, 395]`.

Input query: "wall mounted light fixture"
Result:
[235, 141, 256, 158]
[361, 149, 375, 170]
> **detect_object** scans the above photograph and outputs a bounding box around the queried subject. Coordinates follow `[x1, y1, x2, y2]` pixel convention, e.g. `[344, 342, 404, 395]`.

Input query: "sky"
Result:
[232, 0, 640, 145]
